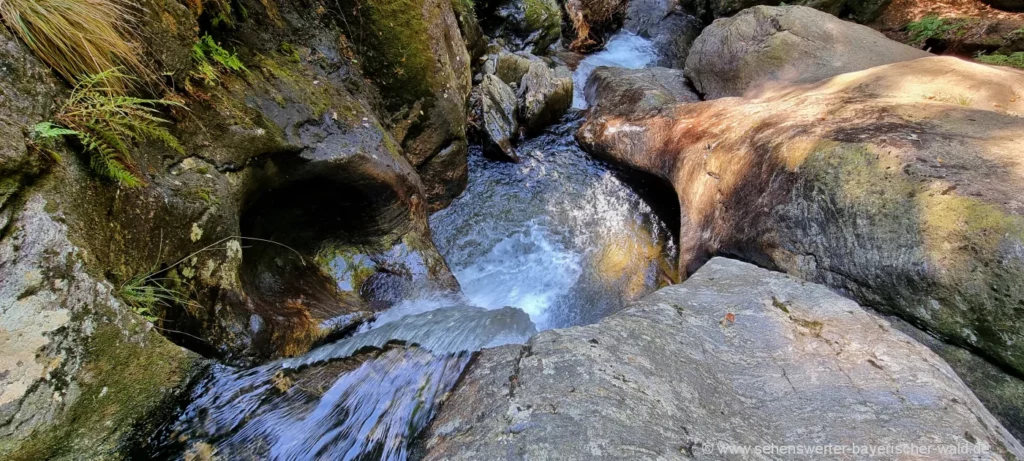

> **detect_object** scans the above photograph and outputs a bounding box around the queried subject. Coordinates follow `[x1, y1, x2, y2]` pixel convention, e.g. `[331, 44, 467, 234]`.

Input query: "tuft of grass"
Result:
[33, 69, 184, 187]
[905, 15, 959, 45]
[976, 52, 1024, 70]
[119, 273, 193, 323]
[0, 0, 151, 90]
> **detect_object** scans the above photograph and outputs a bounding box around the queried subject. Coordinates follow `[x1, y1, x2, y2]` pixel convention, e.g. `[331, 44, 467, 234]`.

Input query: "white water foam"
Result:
[572, 31, 659, 109]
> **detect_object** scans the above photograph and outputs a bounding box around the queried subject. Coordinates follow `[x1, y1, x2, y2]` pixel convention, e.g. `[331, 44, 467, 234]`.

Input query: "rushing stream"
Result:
[156, 32, 674, 460]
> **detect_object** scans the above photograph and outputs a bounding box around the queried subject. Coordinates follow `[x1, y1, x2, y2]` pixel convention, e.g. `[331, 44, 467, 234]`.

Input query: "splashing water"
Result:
[572, 31, 659, 109]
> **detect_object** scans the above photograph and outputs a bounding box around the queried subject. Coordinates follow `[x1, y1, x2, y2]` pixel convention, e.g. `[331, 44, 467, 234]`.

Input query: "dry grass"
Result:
[0, 0, 151, 90]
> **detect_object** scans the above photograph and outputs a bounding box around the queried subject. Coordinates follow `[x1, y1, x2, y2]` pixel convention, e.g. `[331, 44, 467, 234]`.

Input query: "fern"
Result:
[976, 52, 1024, 70]
[41, 69, 184, 186]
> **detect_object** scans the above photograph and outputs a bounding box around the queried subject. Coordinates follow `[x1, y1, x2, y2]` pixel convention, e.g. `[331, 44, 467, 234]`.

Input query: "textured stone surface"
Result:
[518, 61, 574, 134]
[474, 74, 520, 161]
[579, 55, 1024, 376]
[685, 5, 929, 99]
[418, 258, 1023, 460]
[0, 197, 197, 460]
[585, 66, 701, 116]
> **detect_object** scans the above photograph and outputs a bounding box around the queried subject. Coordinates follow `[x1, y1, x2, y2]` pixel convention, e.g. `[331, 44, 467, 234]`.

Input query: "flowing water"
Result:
[157, 32, 672, 460]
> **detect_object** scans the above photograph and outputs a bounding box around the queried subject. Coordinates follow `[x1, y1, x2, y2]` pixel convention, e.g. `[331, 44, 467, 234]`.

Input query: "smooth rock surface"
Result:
[685, 5, 930, 99]
[579, 56, 1024, 377]
[585, 66, 701, 116]
[417, 258, 1023, 460]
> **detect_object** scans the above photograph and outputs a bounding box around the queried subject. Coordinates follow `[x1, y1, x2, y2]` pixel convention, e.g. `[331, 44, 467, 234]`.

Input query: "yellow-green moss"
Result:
[342, 0, 437, 109]
[6, 323, 194, 461]
[523, 0, 560, 45]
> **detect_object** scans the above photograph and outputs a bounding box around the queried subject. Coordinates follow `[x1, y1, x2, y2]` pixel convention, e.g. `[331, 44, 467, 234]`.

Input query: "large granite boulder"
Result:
[685, 5, 929, 99]
[579, 55, 1024, 377]
[417, 258, 1024, 459]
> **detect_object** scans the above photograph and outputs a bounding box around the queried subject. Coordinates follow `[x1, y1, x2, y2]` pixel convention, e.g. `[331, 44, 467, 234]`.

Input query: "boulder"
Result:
[693, 0, 892, 22]
[623, 0, 702, 68]
[417, 258, 1024, 459]
[476, 0, 563, 55]
[473, 74, 521, 161]
[585, 66, 701, 116]
[685, 5, 929, 99]
[578, 56, 1024, 377]
[0, 197, 198, 460]
[565, 0, 630, 51]
[339, 0, 473, 209]
[493, 51, 535, 86]
[518, 61, 574, 134]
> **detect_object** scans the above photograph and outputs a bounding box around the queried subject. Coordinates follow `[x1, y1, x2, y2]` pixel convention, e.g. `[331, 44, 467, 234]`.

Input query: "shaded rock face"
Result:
[578, 56, 1024, 377]
[0, 30, 60, 212]
[685, 5, 930, 99]
[337, 0, 473, 210]
[417, 258, 1024, 459]
[476, 0, 563, 55]
[0, 197, 197, 460]
[692, 0, 892, 22]
[623, 0, 702, 69]
[585, 66, 701, 116]
[472, 74, 520, 161]
[982, 0, 1024, 12]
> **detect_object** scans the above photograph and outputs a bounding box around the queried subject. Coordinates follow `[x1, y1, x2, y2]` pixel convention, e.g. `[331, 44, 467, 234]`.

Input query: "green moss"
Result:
[342, 0, 437, 109]
[315, 243, 379, 293]
[6, 323, 193, 460]
[772, 296, 790, 313]
[523, 0, 560, 44]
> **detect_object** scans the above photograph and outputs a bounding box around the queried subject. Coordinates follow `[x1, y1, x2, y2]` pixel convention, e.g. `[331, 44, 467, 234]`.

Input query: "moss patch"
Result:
[6, 323, 194, 460]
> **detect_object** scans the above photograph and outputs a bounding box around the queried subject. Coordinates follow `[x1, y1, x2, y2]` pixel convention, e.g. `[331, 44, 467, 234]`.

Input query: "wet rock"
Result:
[339, 0, 473, 210]
[0, 197, 198, 460]
[623, 0, 702, 68]
[685, 5, 929, 99]
[519, 61, 574, 134]
[578, 56, 1024, 377]
[476, 0, 563, 55]
[474, 74, 521, 161]
[565, 0, 630, 51]
[419, 258, 1024, 459]
[585, 66, 701, 116]
[493, 51, 536, 85]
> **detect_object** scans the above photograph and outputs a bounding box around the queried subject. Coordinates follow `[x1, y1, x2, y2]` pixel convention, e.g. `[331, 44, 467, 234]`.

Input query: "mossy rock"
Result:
[476, 0, 563, 55]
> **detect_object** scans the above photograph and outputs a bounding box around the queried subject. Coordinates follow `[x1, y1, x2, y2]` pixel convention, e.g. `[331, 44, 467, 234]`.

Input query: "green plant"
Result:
[190, 34, 249, 86]
[976, 52, 1024, 70]
[906, 15, 958, 45]
[0, 0, 151, 90]
[119, 273, 192, 322]
[33, 69, 184, 187]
